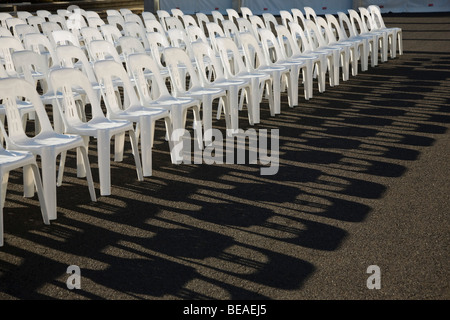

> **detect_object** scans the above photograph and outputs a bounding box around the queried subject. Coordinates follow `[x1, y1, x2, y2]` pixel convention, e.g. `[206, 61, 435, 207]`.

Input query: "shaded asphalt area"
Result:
[0, 8, 449, 310]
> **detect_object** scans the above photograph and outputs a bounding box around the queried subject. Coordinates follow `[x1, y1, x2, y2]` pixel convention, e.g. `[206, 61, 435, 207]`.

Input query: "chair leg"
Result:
[78, 146, 97, 202]
[30, 163, 50, 225]
[40, 149, 57, 220]
[140, 116, 153, 177]
[128, 130, 144, 181]
[96, 131, 112, 196]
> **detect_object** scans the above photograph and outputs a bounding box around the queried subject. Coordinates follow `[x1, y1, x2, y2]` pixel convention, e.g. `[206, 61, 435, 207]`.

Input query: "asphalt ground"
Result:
[0, 10, 449, 307]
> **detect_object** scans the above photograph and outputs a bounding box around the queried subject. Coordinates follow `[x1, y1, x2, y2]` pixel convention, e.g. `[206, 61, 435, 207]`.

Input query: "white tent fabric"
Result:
[151, 0, 450, 14]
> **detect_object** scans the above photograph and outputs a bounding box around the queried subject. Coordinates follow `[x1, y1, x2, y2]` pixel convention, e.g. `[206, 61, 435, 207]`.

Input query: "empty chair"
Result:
[49, 67, 143, 196]
[262, 13, 279, 32]
[171, 8, 184, 19]
[100, 24, 122, 46]
[16, 11, 33, 21]
[165, 16, 184, 31]
[36, 10, 52, 19]
[164, 47, 227, 146]
[94, 59, 171, 176]
[80, 26, 104, 60]
[88, 39, 122, 64]
[87, 17, 105, 29]
[326, 13, 368, 75]
[52, 30, 82, 47]
[157, 9, 171, 31]
[226, 8, 241, 25]
[275, 24, 325, 97]
[258, 28, 310, 106]
[128, 53, 203, 163]
[47, 14, 68, 31]
[369, 5, 402, 58]
[215, 36, 272, 125]
[205, 22, 226, 52]
[239, 31, 287, 116]
[0, 144, 48, 247]
[124, 13, 144, 27]
[192, 40, 251, 135]
[280, 10, 294, 29]
[144, 18, 166, 34]
[304, 7, 318, 24]
[13, 24, 38, 43]
[5, 17, 27, 38]
[0, 13, 13, 28]
[240, 7, 253, 20]
[0, 27, 12, 37]
[124, 21, 151, 53]
[211, 11, 225, 27]
[142, 11, 157, 21]
[357, 7, 388, 63]
[315, 16, 351, 82]
[0, 77, 96, 221]
[0, 36, 25, 77]
[120, 8, 133, 17]
[195, 12, 210, 36]
[107, 15, 126, 34]
[182, 15, 198, 29]
[344, 10, 380, 66]
[291, 8, 307, 29]
[27, 15, 46, 33]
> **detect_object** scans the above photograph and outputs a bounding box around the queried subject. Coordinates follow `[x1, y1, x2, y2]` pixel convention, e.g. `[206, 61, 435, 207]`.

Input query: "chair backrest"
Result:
[142, 11, 157, 21]
[186, 25, 208, 44]
[106, 9, 121, 17]
[124, 13, 144, 27]
[348, 9, 368, 35]
[117, 35, 145, 64]
[249, 15, 266, 39]
[157, 9, 171, 31]
[52, 30, 81, 47]
[191, 40, 226, 87]
[41, 21, 62, 40]
[291, 8, 307, 29]
[120, 8, 133, 17]
[280, 10, 293, 28]
[107, 15, 126, 33]
[182, 15, 198, 29]
[56, 44, 98, 84]
[17, 11, 32, 21]
[195, 12, 210, 35]
[0, 77, 54, 145]
[94, 59, 141, 114]
[88, 39, 121, 63]
[316, 16, 337, 44]
[124, 21, 150, 50]
[23, 32, 60, 67]
[144, 18, 166, 34]
[205, 22, 225, 51]
[226, 8, 240, 25]
[12, 24, 37, 42]
[325, 14, 348, 42]
[165, 16, 184, 31]
[0, 13, 13, 28]
[258, 28, 285, 64]
[304, 7, 318, 24]
[100, 24, 122, 45]
[211, 11, 225, 26]
[0, 26, 12, 37]
[171, 8, 184, 19]
[49, 67, 106, 129]
[275, 24, 301, 58]
[305, 20, 327, 50]
[47, 14, 68, 30]
[222, 20, 242, 48]
[164, 46, 202, 96]
[0, 36, 25, 76]
[368, 5, 387, 29]
[215, 36, 248, 78]
[337, 11, 357, 38]
[146, 31, 171, 69]
[358, 7, 376, 31]
[127, 53, 172, 102]
[12, 50, 50, 91]
[27, 15, 46, 32]
[239, 32, 270, 71]
[87, 17, 105, 29]
[5, 17, 27, 37]
[240, 7, 253, 20]
[167, 28, 195, 59]
[37, 10, 52, 19]
[236, 18, 257, 39]
[262, 13, 278, 31]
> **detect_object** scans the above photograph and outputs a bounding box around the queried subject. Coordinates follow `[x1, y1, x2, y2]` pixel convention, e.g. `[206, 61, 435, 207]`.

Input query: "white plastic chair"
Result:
[127, 53, 203, 162]
[80, 26, 104, 60]
[0, 77, 96, 221]
[192, 40, 251, 135]
[27, 15, 46, 33]
[88, 39, 122, 64]
[0, 13, 12, 28]
[0, 36, 25, 77]
[94, 59, 171, 176]
[5, 17, 27, 38]
[338, 11, 377, 68]
[304, 7, 318, 24]
[17, 11, 33, 21]
[211, 11, 225, 27]
[157, 10, 171, 31]
[164, 47, 227, 146]
[280, 10, 294, 29]
[182, 15, 198, 29]
[258, 28, 310, 106]
[100, 24, 122, 46]
[315, 16, 352, 81]
[124, 13, 144, 27]
[142, 11, 157, 21]
[240, 7, 253, 20]
[49, 67, 144, 196]
[368, 5, 402, 58]
[357, 7, 388, 63]
[14, 24, 38, 42]
[47, 14, 68, 31]
[124, 21, 151, 53]
[326, 13, 368, 75]
[165, 16, 184, 31]
[275, 24, 324, 97]
[356, 7, 389, 62]
[0, 27, 12, 37]
[87, 17, 105, 29]
[262, 13, 279, 32]
[291, 8, 307, 29]
[0, 144, 48, 247]
[215, 36, 272, 125]
[37, 10, 52, 19]
[239, 31, 287, 116]
[144, 18, 166, 34]
[346, 10, 381, 66]
[195, 12, 210, 36]
[226, 8, 241, 25]
[107, 15, 126, 34]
